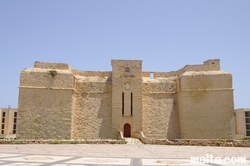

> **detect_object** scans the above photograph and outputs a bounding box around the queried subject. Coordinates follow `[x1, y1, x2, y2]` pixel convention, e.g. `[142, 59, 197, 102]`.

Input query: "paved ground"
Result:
[0, 144, 250, 166]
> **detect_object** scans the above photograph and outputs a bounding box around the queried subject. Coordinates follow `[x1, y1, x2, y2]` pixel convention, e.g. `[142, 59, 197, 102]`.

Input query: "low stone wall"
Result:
[1, 139, 250, 147]
[150, 139, 250, 147]
[0, 139, 127, 144]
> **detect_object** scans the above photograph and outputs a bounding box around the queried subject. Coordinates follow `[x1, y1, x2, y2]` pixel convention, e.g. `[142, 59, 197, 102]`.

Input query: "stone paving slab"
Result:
[0, 144, 249, 166]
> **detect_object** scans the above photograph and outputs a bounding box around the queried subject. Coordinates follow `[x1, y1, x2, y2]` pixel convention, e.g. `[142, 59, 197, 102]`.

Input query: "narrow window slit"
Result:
[13, 124, 16, 130]
[122, 92, 124, 115]
[131, 93, 133, 115]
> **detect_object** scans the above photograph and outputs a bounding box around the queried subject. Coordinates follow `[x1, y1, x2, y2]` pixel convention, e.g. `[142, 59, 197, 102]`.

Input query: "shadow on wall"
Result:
[166, 94, 180, 140]
[98, 78, 112, 139]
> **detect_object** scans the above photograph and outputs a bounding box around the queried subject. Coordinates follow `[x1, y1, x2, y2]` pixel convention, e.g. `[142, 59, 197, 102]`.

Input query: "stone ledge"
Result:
[180, 88, 233, 92]
[18, 86, 75, 90]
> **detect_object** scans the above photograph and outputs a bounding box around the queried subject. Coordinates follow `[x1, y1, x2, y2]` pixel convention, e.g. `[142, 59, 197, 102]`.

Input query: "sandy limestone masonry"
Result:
[17, 59, 235, 140]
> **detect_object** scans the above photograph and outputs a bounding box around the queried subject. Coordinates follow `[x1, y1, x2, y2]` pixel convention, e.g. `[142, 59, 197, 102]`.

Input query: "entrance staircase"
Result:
[124, 138, 143, 144]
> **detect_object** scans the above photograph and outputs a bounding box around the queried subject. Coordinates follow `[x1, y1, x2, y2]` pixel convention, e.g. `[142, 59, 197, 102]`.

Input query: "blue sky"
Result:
[0, 0, 249, 108]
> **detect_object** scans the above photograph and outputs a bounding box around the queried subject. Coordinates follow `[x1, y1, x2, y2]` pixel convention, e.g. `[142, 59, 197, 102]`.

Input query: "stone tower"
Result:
[111, 60, 142, 138]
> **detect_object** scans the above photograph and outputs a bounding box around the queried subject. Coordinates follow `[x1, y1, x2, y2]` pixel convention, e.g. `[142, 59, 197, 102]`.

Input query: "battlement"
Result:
[142, 59, 221, 79]
[204, 59, 220, 66]
[34, 61, 70, 70]
[179, 59, 220, 74]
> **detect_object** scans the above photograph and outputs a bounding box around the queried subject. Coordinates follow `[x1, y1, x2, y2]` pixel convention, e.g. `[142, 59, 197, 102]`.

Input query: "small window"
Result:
[125, 67, 130, 72]
[1, 124, 4, 130]
[2, 118, 5, 123]
[246, 124, 250, 130]
[13, 124, 16, 130]
[13, 130, 16, 134]
[150, 73, 154, 79]
[2, 112, 5, 117]
[14, 118, 17, 123]
[1, 130, 4, 134]
[14, 112, 17, 117]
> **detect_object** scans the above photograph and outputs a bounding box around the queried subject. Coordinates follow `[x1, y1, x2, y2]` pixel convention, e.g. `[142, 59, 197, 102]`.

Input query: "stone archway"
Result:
[123, 123, 131, 137]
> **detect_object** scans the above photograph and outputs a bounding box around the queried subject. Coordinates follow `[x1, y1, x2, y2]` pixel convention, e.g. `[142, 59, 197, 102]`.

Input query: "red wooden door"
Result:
[124, 123, 131, 137]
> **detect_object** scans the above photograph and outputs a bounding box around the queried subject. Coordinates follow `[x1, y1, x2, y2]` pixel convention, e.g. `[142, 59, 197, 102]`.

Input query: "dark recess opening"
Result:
[131, 93, 133, 115]
[122, 92, 124, 115]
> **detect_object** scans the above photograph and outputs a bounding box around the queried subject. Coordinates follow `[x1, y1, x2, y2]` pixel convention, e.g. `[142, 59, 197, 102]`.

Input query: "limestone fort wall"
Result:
[17, 59, 235, 140]
[142, 77, 180, 140]
[72, 75, 112, 139]
[18, 62, 74, 139]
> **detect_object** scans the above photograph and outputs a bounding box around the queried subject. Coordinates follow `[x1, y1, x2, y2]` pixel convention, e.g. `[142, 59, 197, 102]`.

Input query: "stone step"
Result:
[124, 138, 143, 144]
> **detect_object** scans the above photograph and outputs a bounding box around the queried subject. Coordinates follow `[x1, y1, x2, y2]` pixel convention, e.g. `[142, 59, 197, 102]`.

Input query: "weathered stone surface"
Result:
[72, 76, 112, 139]
[17, 59, 235, 140]
[178, 71, 234, 139]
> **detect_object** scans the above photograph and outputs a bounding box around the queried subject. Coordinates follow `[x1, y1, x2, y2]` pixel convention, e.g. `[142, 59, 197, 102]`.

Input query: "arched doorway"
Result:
[123, 123, 131, 137]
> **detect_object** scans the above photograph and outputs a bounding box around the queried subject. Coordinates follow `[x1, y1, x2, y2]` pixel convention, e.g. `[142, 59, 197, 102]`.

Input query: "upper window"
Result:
[150, 72, 154, 79]
[125, 67, 130, 72]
